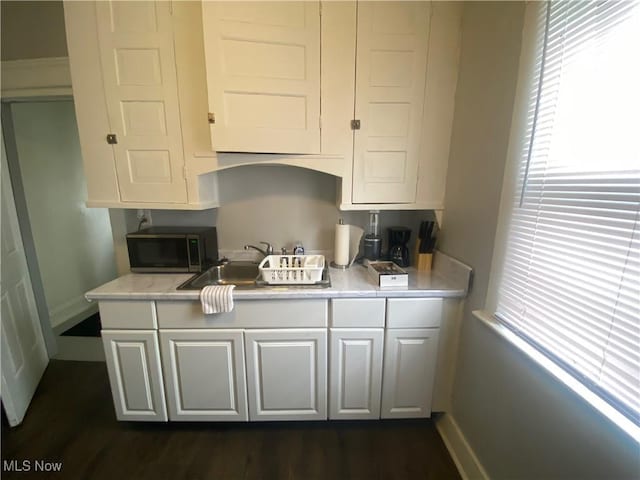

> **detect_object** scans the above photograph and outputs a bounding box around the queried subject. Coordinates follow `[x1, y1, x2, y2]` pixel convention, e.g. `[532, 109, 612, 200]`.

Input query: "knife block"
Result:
[416, 253, 433, 272]
[414, 241, 433, 272]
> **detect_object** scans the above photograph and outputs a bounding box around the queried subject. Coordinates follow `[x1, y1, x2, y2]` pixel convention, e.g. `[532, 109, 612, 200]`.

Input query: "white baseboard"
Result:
[50, 295, 97, 332]
[435, 413, 489, 480]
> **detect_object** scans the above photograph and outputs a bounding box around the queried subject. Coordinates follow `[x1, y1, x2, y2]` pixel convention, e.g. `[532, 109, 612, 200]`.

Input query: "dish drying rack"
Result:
[258, 255, 325, 285]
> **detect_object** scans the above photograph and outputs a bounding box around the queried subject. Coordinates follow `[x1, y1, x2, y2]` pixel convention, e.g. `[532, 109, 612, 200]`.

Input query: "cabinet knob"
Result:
[208, 113, 215, 124]
[351, 119, 361, 130]
[106, 134, 118, 144]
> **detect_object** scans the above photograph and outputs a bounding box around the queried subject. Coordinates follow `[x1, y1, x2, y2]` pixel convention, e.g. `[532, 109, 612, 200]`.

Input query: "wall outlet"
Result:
[136, 209, 152, 227]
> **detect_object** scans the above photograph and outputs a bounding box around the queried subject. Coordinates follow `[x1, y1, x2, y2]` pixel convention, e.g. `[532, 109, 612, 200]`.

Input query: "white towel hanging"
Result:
[200, 285, 236, 314]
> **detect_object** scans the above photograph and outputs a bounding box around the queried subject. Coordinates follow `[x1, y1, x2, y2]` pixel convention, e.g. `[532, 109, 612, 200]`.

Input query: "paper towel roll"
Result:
[334, 223, 350, 266]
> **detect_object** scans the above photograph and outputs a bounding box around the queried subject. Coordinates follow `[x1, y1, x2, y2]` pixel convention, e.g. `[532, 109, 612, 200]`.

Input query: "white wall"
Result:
[12, 101, 117, 327]
[440, 3, 640, 478]
[121, 165, 434, 258]
[0, 1, 67, 61]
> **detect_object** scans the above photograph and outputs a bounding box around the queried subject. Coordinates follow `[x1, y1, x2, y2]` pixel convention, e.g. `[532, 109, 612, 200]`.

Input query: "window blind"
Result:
[496, 1, 640, 424]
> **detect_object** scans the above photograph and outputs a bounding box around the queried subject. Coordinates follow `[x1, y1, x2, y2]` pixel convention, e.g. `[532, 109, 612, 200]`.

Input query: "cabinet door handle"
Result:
[351, 119, 361, 130]
[106, 133, 118, 144]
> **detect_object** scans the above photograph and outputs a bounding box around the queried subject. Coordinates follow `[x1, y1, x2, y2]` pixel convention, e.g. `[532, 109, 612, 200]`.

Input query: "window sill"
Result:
[472, 310, 640, 444]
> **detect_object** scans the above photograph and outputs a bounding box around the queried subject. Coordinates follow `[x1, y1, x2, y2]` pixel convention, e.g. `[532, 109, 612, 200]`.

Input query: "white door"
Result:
[95, 1, 187, 204]
[352, 2, 431, 203]
[1, 140, 49, 426]
[102, 330, 167, 421]
[159, 329, 248, 421]
[202, 1, 321, 154]
[381, 328, 439, 419]
[245, 329, 326, 421]
[329, 328, 384, 420]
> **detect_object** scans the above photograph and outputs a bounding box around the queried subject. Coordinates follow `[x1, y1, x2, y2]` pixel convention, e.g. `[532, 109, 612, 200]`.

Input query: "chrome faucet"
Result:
[244, 241, 274, 258]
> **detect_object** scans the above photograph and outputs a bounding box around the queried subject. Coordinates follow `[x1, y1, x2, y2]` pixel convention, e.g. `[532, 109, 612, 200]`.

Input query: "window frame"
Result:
[482, 1, 640, 442]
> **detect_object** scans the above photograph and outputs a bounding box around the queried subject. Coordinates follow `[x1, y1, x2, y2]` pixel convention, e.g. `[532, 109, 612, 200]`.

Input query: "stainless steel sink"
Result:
[178, 261, 259, 290]
[178, 261, 332, 290]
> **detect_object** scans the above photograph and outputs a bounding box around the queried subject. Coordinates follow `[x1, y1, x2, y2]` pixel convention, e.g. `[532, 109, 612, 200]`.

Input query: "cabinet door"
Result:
[329, 329, 384, 419]
[159, 329, 248, 421]
[381, 328, 439, 419]
[352, 2, 431, 203]
[245, 329, 327, 421]
[95, 1, 187, 203]
[202, 1, 321, 154]
[102, 330, 167, 421]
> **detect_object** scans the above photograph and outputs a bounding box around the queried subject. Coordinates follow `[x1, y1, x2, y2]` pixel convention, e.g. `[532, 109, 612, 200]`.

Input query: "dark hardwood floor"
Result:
[2, 360, 460, 480]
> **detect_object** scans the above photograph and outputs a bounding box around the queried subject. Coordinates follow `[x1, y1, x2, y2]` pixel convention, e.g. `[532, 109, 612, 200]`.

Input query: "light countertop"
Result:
[85, 252, 472, 302]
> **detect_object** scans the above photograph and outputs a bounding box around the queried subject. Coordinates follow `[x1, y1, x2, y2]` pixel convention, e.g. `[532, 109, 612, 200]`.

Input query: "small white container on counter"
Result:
[367, 261, 408, 287]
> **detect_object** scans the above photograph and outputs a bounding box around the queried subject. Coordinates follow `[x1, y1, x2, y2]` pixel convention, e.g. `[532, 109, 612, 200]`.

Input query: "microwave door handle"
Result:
[187, 235, 200, 272]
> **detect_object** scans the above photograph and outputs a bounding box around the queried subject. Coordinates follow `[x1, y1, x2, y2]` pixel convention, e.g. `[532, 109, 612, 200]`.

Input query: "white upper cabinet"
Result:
[95, 1, 187, 203]
[64, 1, 219, 210]
[341, 2, 462, 210]
[200, 1, 460, 209]
[202, 1, 321, 154]
[64, 0, 458, 209]
[352, 2, 430, 204]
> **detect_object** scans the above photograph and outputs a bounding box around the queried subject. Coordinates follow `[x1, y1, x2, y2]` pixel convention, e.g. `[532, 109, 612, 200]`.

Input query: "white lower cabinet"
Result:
[329, 328, 384, 419]
[102, 330, 167, 421]
[99, 297, 445, 423]
[244, 329, 327, 421]
[381, 328, 440, 419]
[159, 329, 248, 421]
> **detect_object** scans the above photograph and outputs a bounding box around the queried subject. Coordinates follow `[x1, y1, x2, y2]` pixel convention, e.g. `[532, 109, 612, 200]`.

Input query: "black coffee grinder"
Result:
[388, 226, 411, 267]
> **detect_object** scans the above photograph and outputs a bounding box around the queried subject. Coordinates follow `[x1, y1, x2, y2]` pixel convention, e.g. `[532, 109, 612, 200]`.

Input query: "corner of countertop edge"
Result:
[432, 250, 473, 296]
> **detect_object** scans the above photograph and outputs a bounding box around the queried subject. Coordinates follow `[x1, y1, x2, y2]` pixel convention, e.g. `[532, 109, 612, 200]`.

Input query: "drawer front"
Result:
[386, 298, 442, 328]
[99, 300, 157, 329]
[157, 299, 328, 329]
[331, 298, 385, 328]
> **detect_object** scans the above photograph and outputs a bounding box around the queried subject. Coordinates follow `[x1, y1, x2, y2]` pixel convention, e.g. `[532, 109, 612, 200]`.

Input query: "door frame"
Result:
[1, 102, 57, 357]
[1, 56, 73, 356]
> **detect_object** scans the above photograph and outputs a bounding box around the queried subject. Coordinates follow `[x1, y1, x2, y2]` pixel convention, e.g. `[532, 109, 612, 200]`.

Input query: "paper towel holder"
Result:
[330, 261, 349, 270]
[331, 218, 351, 269]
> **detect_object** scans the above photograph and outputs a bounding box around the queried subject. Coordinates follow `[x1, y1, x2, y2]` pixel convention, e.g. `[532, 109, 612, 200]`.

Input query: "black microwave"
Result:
[126, 226, 219, 273]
